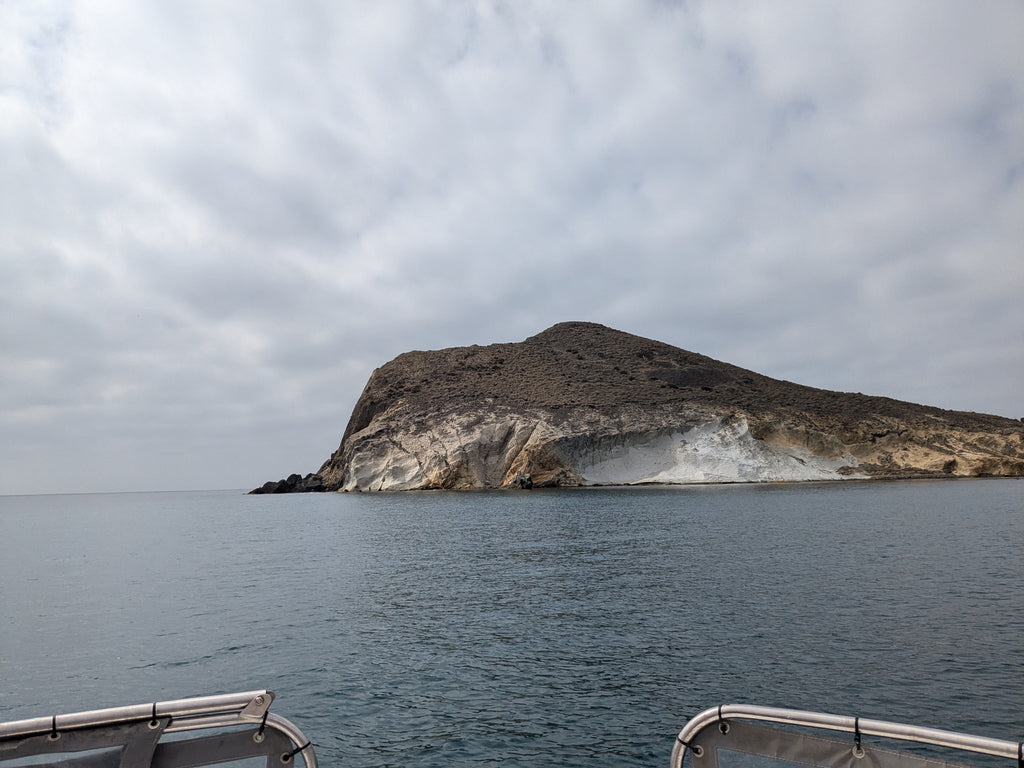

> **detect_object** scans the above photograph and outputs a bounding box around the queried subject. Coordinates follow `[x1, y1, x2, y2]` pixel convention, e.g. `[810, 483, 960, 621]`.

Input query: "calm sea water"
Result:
[1, 480, 1022, 767]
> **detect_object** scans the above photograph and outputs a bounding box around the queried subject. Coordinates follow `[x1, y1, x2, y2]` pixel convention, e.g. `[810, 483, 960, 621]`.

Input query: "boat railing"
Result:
[672, 705, 1022, 768]
[0, 689, 317, 768]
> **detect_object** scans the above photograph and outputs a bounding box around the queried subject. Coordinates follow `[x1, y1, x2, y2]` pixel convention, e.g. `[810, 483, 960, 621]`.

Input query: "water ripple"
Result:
[1, 482, 1022, 766]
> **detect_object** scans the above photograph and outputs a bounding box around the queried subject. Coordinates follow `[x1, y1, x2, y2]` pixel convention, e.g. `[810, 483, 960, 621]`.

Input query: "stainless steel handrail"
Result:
[0, 690, 318, 768]
[0, 690, 272, 739]
[671, 704, 1022, 768]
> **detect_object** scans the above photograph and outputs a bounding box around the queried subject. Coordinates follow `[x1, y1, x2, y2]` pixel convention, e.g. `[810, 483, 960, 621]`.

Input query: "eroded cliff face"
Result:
[257, 322, 1024, 492]
[320, 404, 868, 491]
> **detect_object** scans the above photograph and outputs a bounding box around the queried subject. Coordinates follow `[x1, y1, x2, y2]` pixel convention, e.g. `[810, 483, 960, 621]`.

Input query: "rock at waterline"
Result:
[249, 473, 325, 494]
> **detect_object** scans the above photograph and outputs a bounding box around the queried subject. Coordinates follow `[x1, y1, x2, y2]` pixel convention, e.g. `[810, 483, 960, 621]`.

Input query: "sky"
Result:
[2, 1, 1022, 495]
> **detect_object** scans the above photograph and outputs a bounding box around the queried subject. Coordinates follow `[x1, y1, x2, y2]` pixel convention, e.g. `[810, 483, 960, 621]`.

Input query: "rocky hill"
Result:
[251, 322, 1024, 492]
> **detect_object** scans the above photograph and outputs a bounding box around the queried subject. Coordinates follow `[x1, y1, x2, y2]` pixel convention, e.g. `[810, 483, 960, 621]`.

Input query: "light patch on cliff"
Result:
[572, 417, 865, 485]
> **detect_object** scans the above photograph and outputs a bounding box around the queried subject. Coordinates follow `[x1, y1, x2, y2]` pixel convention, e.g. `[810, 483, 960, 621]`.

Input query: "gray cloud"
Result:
[2, 0, 1022, 493]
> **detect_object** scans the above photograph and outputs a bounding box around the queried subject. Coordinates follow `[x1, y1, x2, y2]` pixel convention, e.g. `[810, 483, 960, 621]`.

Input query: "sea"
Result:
[1, 479, 1022, 767]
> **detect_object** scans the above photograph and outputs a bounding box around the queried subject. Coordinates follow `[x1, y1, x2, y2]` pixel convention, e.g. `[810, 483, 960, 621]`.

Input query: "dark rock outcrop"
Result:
[249, 472, 325, 494]
[253, 322, 1024, 492]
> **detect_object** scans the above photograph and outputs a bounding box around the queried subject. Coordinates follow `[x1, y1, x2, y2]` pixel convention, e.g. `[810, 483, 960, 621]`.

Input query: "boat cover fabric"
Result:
[0, 716, 292, 768]
[689, 720, 976, 768]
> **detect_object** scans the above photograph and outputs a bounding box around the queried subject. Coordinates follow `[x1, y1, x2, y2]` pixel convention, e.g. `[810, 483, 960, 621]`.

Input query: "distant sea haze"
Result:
[2, 479, 1022, 767]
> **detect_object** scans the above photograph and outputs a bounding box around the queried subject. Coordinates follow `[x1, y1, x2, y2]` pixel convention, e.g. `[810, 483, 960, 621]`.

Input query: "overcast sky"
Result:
[2, 1, 1022, 495]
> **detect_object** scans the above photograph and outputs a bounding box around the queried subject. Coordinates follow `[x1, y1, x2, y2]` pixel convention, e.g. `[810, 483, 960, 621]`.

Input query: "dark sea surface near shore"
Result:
[1, 480, 1022, 767]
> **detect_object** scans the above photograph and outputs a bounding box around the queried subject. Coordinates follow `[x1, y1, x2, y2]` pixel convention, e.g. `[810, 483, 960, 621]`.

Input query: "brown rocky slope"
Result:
[252, 322, 1023, 492]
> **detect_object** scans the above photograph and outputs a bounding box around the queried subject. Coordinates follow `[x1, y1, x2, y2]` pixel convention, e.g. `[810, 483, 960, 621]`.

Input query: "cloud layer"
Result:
[3, 1, 1022, 493]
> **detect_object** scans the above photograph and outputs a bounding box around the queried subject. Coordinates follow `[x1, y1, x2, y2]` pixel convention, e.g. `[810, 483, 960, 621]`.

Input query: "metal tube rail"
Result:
[0, 689, 318, 768]
[0, 690, 272, 739]
[671, 704, 1022, 768]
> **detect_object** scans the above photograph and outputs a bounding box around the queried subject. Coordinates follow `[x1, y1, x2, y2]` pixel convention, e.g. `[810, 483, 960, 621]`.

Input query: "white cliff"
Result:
[568, 417, 864, 485]
[331, 405, 866, 491]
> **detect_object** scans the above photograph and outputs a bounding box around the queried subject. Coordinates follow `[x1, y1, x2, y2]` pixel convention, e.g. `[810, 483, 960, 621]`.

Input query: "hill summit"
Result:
[253, 322, 1023, 492]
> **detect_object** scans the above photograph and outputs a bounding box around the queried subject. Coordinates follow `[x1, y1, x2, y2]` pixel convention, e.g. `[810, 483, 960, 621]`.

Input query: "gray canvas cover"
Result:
[689, 720, 977, 768]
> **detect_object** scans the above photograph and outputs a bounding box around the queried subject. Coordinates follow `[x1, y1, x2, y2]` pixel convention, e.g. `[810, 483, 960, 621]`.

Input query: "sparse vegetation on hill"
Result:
[253, 322, 1024, 492]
